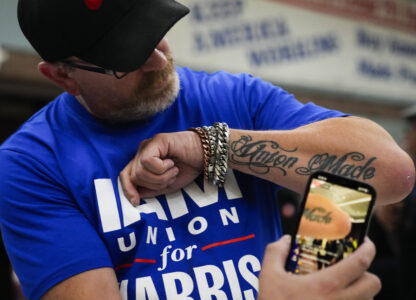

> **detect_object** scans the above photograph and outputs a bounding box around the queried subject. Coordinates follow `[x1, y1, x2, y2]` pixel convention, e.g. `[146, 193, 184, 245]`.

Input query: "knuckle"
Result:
[124, 189, 135, 199]
[119, 170, 127, 180]
[153, 132, 167, 141]
[140, 156, 153, 167]
[134, 165, 145, 175]
[319, 277, 342, 295]
[368, 273, 382, 294]
[366, 239, 376, 254]
[130, 169, 143, 182]
[356, 254, 372, 270]
[265, 241, 279, 254]
[161, 173, 173, 184]
[138, 138, 151, 150]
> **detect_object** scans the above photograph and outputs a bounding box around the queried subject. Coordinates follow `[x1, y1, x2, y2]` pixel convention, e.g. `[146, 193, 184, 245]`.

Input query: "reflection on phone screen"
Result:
[286, 177, 373, 274]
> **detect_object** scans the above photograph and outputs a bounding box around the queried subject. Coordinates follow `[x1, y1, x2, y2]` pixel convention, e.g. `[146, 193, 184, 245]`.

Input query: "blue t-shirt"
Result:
[0, 68, 346, 300]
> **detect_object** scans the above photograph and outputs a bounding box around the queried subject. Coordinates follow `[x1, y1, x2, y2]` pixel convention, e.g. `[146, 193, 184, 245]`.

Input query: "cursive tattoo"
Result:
[230, 136, 298, 175]
[296, 152, 376, 180]
[230, 135, 377, 181]
[303, 207, 332, 224]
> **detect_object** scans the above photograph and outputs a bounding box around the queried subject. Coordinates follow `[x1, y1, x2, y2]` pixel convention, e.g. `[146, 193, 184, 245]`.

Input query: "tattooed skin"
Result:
[295, 152, 376, 180]
[230, 135, 377, 181]
[230, 136, 298, 175]
[303, 207, 332, 224]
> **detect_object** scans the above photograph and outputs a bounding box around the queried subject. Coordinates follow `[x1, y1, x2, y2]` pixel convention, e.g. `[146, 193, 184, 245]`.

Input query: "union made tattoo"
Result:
[295, 152, 376, 180]
[303, 207, 332, 224]
[229, 136, 298, 175]
[230, 135, 377, 181]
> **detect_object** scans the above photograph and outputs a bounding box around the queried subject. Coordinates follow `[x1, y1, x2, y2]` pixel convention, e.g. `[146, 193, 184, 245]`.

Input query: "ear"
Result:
[38, 62, 81, 96]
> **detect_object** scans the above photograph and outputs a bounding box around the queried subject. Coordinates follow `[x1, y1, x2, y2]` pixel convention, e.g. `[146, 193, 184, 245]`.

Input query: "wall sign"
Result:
[168, 0, 416, 103]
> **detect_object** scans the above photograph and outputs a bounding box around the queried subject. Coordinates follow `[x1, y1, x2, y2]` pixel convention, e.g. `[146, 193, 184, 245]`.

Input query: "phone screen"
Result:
[285, 171, 376, 274]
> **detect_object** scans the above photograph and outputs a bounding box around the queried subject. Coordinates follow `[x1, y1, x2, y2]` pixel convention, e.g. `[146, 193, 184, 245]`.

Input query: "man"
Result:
[0, 0, 413, 299]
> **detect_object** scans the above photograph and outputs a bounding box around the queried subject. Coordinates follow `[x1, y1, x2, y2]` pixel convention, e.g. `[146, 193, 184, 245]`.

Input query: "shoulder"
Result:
[0, 94, 69, 189]
[1, 117, 55, 167]
[177, 66, 250, 88]
[176, 66, 282, 103]
[176, 66, 287, 97]
[0, 92, 68, 156]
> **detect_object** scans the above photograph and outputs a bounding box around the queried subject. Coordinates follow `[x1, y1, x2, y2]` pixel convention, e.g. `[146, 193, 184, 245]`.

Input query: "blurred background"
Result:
[1, 0, 415, 299]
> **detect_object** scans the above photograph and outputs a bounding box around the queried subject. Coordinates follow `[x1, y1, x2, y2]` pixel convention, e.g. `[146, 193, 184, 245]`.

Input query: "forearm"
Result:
[121, 116, 415, 205]
[228, 116, 415, 205]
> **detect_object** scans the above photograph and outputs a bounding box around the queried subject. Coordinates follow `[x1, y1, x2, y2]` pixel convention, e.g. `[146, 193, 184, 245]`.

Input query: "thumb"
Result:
[276, 235, 292, 267]
[262, 235, 292, 271]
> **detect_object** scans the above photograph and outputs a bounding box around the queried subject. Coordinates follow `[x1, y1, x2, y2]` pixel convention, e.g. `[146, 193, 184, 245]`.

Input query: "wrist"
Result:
[188, 122, 229, 187]
[188, 129, 208, 174]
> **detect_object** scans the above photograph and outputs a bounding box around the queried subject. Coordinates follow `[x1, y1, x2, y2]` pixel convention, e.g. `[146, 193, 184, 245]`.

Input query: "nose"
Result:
[140, 48, 168, 72]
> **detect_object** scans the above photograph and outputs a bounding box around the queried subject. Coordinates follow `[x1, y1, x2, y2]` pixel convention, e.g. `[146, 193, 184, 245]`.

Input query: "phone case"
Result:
[285, 171, 376, 274]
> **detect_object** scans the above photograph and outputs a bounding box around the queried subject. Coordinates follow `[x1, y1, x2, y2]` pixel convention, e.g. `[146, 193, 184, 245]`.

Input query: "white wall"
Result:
[167, 0, 416, 105]
[0, 0, 33, 51]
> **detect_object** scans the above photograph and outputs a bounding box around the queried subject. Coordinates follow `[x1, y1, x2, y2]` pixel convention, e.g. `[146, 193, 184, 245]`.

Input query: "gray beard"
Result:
[106, 73, 180, 123]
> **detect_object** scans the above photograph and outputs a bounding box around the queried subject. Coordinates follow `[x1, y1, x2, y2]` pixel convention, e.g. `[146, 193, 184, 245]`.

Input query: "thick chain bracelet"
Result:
[189, 122, 229, 187]
[212, 122, 229, 187]
[188, 127, 211, 180]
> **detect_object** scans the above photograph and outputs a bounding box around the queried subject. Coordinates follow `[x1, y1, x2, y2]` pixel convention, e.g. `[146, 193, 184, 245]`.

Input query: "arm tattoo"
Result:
[230, 136, 298, 175]
[303, 207, 332, 224]
[295, 152, 376, 180]
[230, 135, 376, 181]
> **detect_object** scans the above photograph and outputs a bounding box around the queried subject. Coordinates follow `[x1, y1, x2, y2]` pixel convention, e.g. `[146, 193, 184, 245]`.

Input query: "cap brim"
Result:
[79, 0, 189, 72]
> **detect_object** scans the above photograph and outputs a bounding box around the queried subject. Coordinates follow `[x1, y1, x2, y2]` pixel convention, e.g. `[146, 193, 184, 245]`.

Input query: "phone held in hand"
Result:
[285, 171, 376, 274]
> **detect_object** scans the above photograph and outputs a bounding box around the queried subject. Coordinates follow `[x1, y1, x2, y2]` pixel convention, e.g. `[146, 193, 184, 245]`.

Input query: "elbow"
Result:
[380, 148, 415, 205]
[401, 157, 416, 200]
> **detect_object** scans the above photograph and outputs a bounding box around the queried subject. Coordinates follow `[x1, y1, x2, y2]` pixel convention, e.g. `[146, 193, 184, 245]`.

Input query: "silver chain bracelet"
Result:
[212, 122, 229, 187]
[189, 122, 229, 187]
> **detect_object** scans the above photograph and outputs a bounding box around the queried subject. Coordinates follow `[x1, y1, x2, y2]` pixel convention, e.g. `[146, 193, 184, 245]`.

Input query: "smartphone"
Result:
[285, 171, 376, 274]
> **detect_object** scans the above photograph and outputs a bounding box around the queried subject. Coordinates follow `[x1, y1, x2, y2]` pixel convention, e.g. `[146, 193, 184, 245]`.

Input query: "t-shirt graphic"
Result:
[96, 171, 263, 299]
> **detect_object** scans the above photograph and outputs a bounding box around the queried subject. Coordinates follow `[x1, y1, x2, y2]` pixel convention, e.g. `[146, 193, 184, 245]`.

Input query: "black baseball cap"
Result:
[18, 0, 189, 72]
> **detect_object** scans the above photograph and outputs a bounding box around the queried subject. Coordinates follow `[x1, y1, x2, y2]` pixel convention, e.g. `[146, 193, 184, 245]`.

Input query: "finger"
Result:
[141, 156, 175, 175]
[317, 238, 376, 288]
[132, 138, 157, 173]
[120, 163, 141, 206]
[340, 272, 381, 300]
[131, 141, 177, 184]
[136, 137, 173, 175]
[137, 138, 151, 152]
[261, 235, 292, 272]
[131, 165, 179, 188]
[138, 177, 178, 199]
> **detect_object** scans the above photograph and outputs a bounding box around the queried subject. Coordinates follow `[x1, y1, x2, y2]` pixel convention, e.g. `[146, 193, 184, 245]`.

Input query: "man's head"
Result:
[18, 0, 189, 122]
[18, 0, 189, 72]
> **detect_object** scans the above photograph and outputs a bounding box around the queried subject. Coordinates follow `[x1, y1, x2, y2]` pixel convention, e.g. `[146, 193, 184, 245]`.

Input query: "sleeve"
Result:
[0, 149, 113, 300]
[241, 74, 349, 130]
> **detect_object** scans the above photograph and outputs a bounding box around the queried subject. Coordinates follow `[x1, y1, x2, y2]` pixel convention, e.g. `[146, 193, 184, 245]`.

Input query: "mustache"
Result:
[134, 55, 176, 94]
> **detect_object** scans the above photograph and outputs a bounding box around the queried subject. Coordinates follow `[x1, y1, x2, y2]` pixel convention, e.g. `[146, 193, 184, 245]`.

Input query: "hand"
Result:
[120, 131, 204, 206]
[258, 235, 381, 300]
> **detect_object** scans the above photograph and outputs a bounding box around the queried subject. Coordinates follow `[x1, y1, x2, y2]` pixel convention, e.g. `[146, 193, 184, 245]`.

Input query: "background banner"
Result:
[167, 0, 416, 103]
